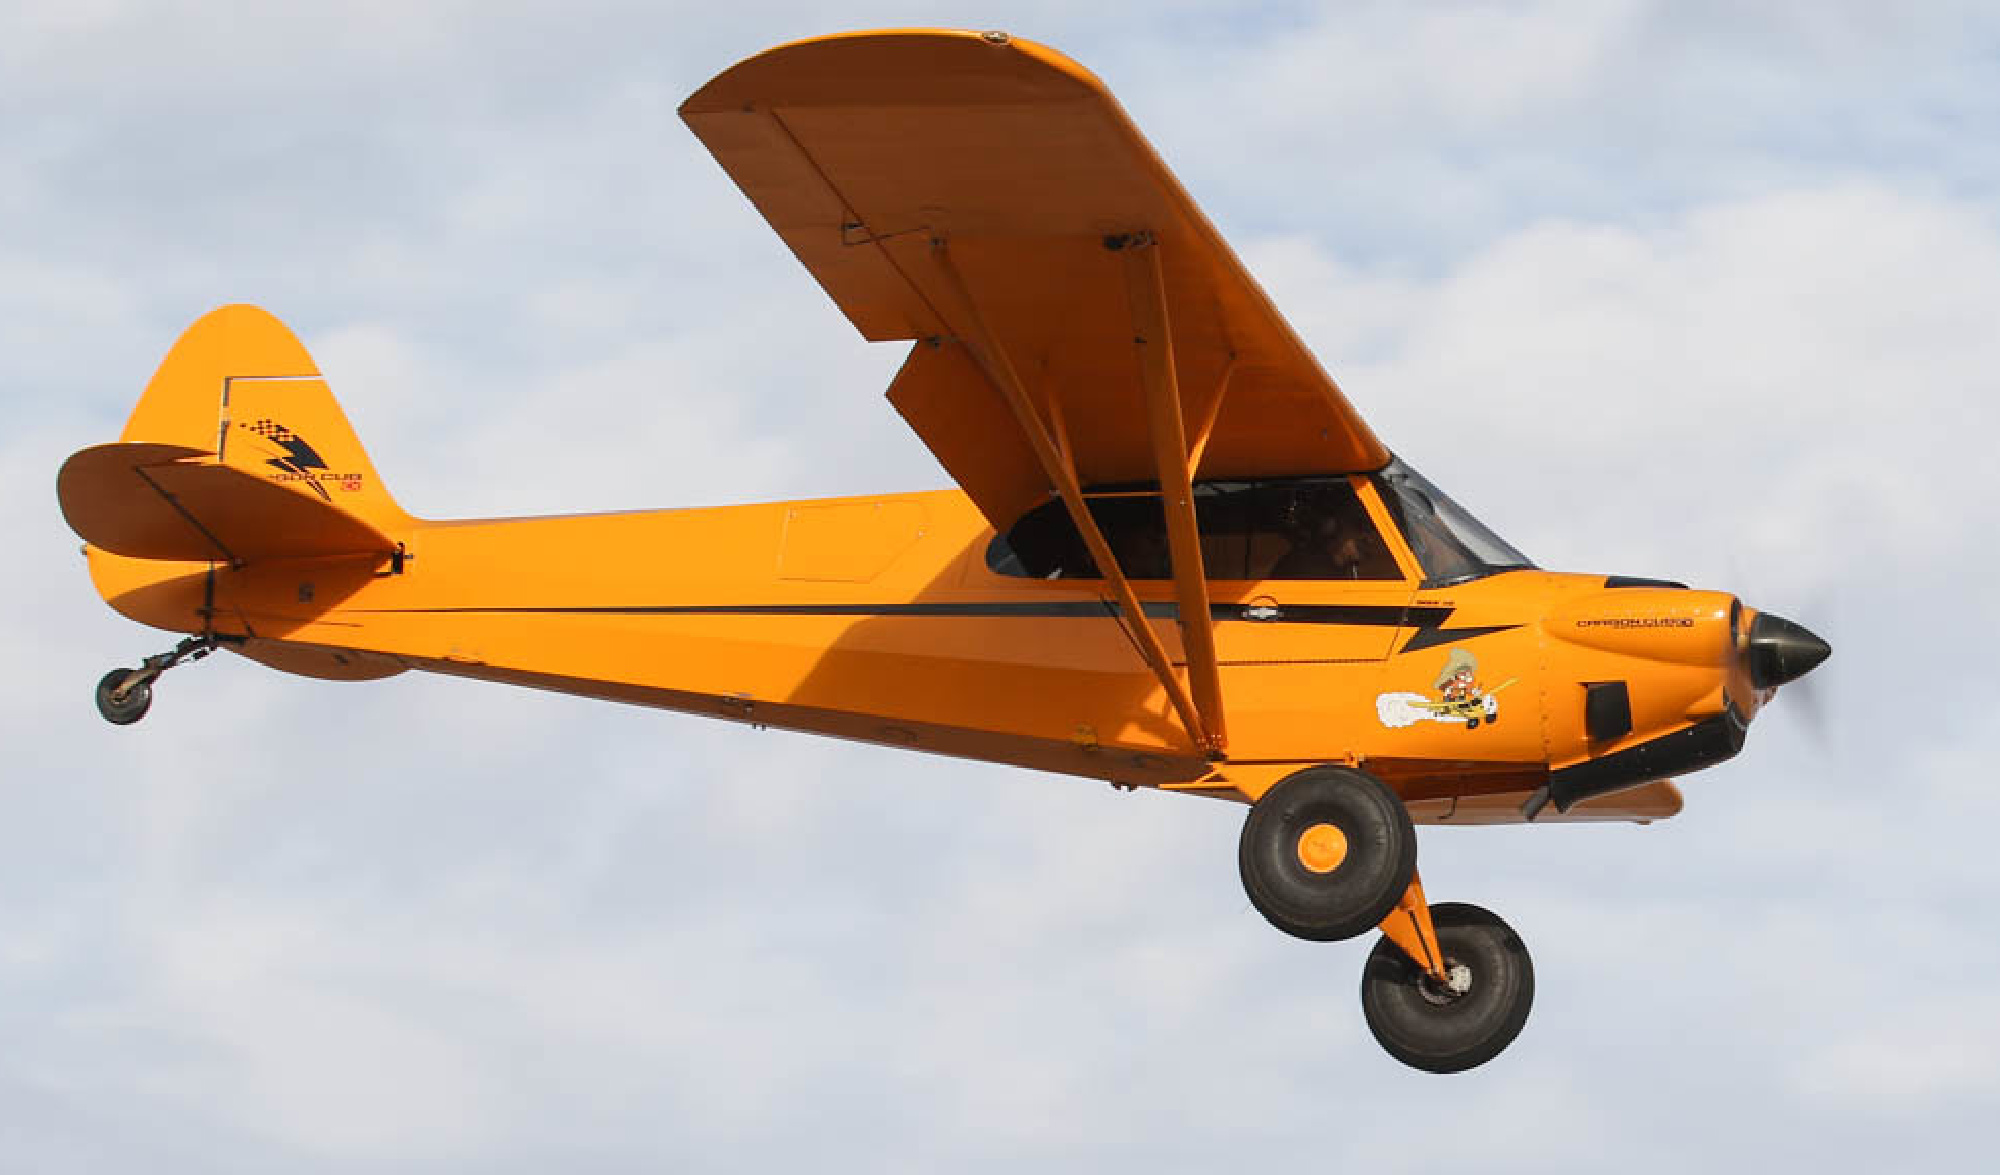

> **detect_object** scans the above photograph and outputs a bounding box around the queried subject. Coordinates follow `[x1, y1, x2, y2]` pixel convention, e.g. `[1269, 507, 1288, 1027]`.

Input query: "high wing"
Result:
[682, 29, 1389, 757]
[681, 30, 1385, 526]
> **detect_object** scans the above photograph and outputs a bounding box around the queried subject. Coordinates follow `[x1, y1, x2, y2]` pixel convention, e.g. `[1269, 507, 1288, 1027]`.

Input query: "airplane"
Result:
[56, 29, 1830, 1074]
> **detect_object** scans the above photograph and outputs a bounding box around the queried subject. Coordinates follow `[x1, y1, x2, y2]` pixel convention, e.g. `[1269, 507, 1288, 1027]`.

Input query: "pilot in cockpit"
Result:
[1271, 488, 1368, 579]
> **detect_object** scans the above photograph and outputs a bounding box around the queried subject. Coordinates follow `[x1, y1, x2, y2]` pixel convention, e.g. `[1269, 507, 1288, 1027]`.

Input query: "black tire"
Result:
[95, 669, 152, 726]
[1238, 766, 1416, 942]
[1361, 902, 1534, 1074]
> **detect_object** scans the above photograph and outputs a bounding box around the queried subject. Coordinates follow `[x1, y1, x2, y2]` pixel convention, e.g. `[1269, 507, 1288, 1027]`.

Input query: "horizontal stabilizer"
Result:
[58, 442, 396, 564]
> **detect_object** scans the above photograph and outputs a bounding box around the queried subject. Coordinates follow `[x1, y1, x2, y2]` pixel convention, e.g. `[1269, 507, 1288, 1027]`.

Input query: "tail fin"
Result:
[59, 305, 411, 565]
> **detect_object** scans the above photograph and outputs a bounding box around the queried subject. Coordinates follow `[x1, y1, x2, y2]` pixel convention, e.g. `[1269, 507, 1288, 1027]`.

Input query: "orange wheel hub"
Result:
[1296, 822, 1349, 874]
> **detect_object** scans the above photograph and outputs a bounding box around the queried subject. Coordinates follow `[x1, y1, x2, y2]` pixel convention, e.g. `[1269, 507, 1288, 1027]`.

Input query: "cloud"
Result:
[1253, 183, 2000, 598]
[5, 5, 1999, 1171]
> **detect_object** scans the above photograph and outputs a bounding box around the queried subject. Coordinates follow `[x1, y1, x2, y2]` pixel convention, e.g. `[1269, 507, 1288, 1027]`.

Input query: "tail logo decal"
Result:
[237, 419, 362, 500]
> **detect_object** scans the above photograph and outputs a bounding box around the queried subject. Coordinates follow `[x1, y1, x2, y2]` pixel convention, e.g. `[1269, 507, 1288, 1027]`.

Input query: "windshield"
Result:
[1370, 457, 1534, 587]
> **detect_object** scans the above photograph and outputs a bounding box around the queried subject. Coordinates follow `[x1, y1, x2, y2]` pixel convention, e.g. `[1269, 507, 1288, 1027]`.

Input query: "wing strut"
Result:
[928, 239, 1220, 758]
[1117, 233, 1227, 753]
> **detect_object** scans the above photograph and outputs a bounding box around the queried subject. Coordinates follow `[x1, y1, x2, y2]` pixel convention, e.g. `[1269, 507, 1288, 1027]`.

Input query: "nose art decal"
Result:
[1377, 647, 1516, 730]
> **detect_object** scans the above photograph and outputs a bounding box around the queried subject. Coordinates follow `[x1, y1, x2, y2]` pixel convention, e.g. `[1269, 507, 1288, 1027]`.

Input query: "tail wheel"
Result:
[95, 669, 152, 726]
[1238, 766, 1416, 942]
[1361, 902, 1535, 1074]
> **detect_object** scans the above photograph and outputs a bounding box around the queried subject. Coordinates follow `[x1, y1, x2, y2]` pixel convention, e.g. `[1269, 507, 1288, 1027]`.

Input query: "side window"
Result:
[987, 497, 1096, 578]
[986, 478, 1401, 581]
[1193, 482, 1254, 580]
[1255, 480, 1403, 581]
[1088, 494, 1170, 580]
[986, 493, 1170, 579]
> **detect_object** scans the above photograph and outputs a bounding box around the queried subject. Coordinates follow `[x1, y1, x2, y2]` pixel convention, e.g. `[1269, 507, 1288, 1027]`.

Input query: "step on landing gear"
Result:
[95, 634, 217, 726]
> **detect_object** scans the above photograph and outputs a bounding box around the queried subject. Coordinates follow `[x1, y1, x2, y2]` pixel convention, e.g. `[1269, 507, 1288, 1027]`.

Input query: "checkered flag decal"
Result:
[241, 418, 298, 444]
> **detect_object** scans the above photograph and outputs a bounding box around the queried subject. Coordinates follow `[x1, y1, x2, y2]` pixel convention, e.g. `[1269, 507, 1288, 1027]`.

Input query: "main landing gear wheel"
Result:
[1238, 766, 1416, 942]
[95, 669, 152, 726]
[1361, 902, 1534, 1074]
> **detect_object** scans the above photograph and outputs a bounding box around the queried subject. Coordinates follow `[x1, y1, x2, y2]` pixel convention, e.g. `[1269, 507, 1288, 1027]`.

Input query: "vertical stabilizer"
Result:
[119, 304, 408, 534]
[60, 304, 413, 635]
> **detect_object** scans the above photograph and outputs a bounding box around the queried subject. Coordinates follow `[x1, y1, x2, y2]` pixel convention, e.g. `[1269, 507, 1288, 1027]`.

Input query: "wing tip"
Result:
[679, 27, 1105, 118]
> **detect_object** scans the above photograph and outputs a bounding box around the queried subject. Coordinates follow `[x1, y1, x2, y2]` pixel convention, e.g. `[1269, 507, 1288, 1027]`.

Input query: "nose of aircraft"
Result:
[1746, 612, 1831, 689]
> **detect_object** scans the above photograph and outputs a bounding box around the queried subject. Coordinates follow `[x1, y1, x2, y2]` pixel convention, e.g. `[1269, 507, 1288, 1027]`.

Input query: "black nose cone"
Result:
[1747, 612, 1831, 689]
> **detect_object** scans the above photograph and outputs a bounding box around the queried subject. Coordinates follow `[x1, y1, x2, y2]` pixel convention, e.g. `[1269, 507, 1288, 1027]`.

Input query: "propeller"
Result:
[1781, 661, 1831, 743]
[1752, 606, 1836, 746]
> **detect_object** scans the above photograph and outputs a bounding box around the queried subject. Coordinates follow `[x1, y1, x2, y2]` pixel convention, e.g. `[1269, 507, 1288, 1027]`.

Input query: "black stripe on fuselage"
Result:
[359, 600, 1519, 652]
[1398, 623, 1522, 654]
[362, 600, 1434, 623]
[368, 600, 1127, 619]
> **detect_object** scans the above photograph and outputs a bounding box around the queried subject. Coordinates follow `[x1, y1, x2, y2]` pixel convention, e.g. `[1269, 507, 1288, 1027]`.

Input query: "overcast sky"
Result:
[4, 2, 1996, 1171]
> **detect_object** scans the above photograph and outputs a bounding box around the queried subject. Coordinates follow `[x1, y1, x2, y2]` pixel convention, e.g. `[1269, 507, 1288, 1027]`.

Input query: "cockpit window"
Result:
[987, 493, 1100, 579]
[1229, 480, 1402, 580]
[986, 478, 1401, 581]
[1369, 457, 1533, 588]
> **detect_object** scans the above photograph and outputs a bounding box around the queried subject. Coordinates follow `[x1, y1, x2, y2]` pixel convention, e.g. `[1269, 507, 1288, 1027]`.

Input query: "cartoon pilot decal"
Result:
[1376, 647, 1516, 730]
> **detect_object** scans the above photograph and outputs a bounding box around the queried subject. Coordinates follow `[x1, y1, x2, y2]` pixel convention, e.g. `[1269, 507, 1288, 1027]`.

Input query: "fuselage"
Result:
[88, 473, 1766, 813]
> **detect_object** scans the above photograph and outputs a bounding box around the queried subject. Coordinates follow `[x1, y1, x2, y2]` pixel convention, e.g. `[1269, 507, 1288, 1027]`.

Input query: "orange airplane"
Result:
[57, 30, 1828, 1073]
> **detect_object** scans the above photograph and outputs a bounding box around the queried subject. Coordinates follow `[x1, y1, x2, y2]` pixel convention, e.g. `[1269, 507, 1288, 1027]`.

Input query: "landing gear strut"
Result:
[95, 634, 217, 726]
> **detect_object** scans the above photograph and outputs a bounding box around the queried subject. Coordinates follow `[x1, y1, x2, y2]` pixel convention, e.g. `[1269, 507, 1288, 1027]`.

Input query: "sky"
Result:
[3, 1, 1997, 1170]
